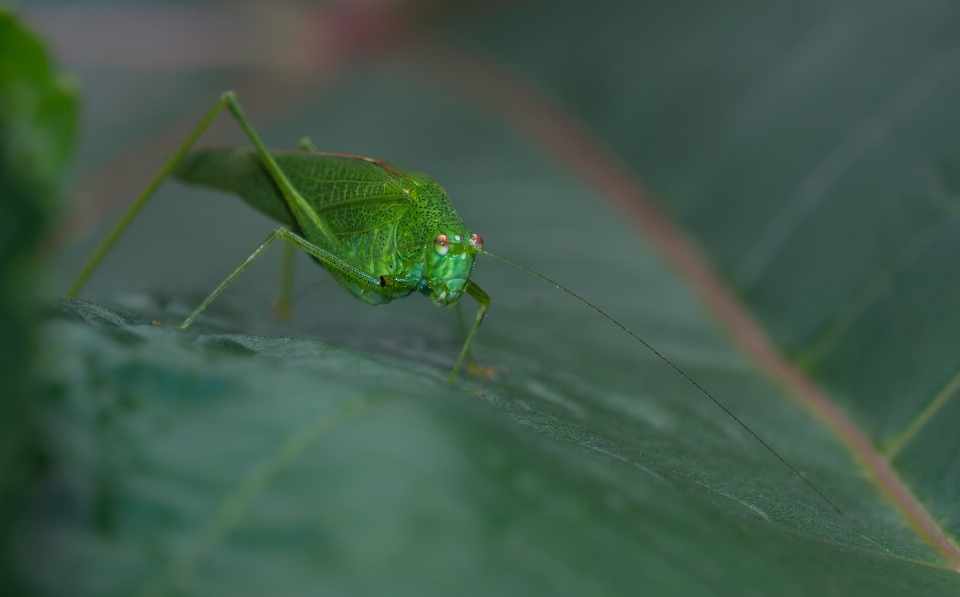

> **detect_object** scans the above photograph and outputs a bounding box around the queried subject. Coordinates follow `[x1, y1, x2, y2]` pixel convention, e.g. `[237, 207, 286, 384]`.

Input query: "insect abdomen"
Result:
[174, 148, 297, 228]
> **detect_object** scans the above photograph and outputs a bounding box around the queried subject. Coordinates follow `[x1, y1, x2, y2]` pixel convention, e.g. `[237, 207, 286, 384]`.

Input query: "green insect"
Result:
[66, 91, 839, 513]
[67, 91, 488, 384]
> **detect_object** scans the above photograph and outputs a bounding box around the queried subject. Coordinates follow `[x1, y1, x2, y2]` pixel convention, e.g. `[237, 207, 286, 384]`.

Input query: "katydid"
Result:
[66, 91, 840, 514]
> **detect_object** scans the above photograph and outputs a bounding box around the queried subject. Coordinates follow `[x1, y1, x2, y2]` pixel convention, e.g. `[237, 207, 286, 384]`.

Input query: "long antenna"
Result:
[481, 250, 842, 515]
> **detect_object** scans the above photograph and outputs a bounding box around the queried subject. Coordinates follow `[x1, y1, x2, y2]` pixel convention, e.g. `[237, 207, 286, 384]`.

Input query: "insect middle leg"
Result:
[271, 136, 324, 320]
[272, 242, 297, 320]
[181, 227, 382, 330]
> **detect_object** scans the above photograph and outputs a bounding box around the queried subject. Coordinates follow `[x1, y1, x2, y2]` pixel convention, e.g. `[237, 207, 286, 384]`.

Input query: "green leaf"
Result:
[29, 2, 960, 595]
[0, 7, 78, 594]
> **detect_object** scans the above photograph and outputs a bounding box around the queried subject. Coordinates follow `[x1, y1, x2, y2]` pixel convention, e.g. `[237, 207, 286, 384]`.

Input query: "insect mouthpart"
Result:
[430, 278, 467, 306]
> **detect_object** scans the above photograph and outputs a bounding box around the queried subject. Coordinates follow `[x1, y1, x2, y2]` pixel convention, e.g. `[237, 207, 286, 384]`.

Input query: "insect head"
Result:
[425, 229, 484, 307]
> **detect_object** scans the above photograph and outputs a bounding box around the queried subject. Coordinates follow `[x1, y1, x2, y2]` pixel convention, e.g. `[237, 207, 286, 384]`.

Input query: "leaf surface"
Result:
[451, 0, 960, 555]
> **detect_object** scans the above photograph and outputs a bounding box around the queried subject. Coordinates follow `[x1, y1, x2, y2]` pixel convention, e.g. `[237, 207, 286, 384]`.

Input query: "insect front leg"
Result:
[449, 281, 490, 384]
[181, 227, 382, 330]
[455, 301, 497, 379]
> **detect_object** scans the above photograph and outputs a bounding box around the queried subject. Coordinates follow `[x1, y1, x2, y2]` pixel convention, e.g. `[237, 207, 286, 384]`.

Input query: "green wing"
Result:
[173, 148, 415, 243]
[278, 152, 411, 238]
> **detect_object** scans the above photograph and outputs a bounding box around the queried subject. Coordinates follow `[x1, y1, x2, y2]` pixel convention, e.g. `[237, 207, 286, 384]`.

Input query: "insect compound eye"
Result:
[469, 233, 483, 250]
[433, 234, 451, 256]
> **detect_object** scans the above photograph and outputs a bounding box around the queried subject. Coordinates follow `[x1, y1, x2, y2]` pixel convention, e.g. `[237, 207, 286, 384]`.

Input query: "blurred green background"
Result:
[5, 1, 960, 595]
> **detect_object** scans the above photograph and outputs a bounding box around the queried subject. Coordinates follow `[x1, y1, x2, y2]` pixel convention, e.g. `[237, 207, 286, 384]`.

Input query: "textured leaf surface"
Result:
[21, 1, 960, 595]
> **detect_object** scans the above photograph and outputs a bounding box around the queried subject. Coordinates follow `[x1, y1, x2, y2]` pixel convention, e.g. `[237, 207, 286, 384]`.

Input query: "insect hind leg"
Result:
[66, 91, 338, 298]
[272, 135, 323, 319]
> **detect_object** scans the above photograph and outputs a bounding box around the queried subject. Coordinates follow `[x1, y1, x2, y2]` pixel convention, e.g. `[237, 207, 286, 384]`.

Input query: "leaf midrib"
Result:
[400, 38, 960, 568]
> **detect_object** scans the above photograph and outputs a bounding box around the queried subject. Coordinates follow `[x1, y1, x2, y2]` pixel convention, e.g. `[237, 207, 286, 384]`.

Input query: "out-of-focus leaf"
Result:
[0, 7, 78, 593]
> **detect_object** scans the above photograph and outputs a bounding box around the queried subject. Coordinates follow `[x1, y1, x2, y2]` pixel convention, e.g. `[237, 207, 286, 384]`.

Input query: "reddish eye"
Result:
[469, 233, 483, 250]
[434, 234, 450, 256]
